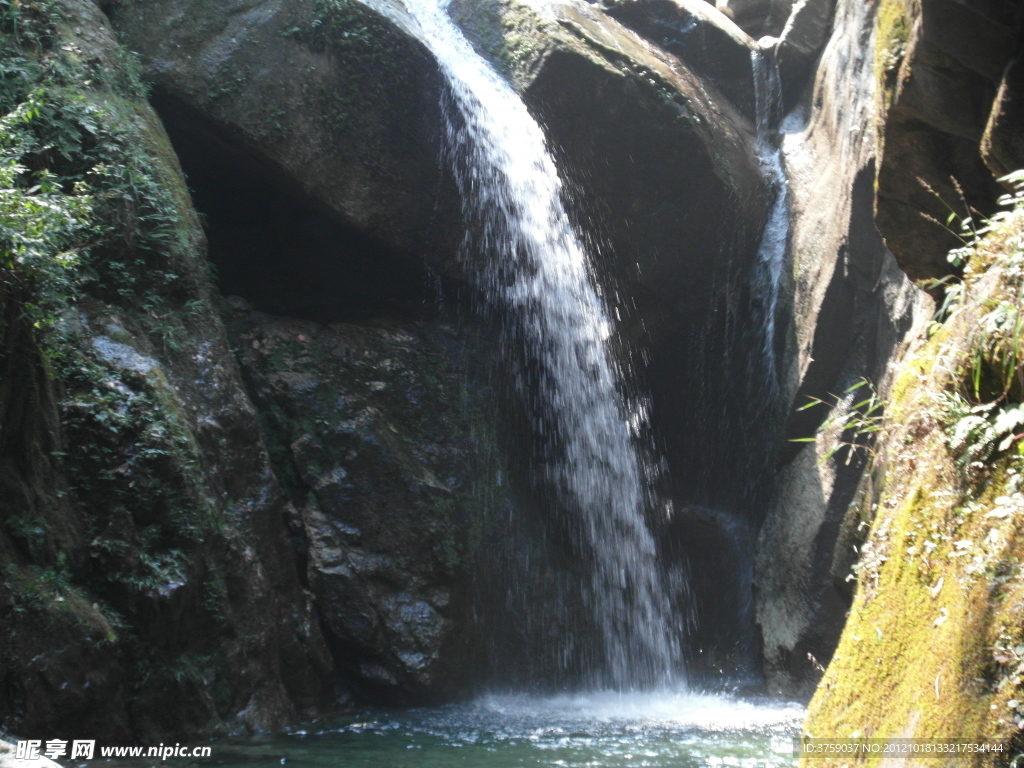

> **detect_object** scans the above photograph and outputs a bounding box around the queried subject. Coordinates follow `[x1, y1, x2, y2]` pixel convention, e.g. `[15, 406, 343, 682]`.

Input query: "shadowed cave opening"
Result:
[152, 91, 436, 323]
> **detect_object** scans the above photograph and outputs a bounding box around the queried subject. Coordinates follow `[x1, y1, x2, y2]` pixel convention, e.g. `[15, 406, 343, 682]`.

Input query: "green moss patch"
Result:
[803, 190, 1024, 761]
[874, 0, 913, 114]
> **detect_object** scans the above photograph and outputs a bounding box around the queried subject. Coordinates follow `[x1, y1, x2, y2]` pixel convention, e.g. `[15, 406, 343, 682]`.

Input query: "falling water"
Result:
[751, 39, 789, 393]
[393, 0, 680, 687]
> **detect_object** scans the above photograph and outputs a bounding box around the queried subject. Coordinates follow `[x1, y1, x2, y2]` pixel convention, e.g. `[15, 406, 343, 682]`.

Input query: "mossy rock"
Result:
[0, 0, 331, 740]
[803, 199, 1024, 756]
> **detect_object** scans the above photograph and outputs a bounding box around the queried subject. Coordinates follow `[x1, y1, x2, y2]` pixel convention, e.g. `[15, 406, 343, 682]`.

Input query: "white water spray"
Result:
[392, 0, 680, 687]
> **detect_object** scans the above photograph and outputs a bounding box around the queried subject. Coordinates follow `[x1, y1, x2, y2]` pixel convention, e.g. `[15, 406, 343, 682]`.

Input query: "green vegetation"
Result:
[0, 0, 240, 734]
[0, 0, 210, 554]
[793, 379, 885, 466]
[933, 174, 1024, 478]
[0, 0, 201, 334]
[449, 0, 552, 85]
[803, 178, 1024, 761]
[304, 0, 415, 141]
[874, 0, 913, 113]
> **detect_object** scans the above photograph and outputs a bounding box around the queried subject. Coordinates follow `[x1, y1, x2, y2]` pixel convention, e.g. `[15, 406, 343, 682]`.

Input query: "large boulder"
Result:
[222, 307, 506, 700]
[106, 0, 465, 273]
[593, 0, 758, 119]
[715, 0, 778, 37]
[108, 0, 767, 319]
[513, 0, 765, 326]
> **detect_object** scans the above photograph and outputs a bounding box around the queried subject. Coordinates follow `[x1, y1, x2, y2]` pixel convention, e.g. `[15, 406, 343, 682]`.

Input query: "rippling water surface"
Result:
[153, 692, 802, 768]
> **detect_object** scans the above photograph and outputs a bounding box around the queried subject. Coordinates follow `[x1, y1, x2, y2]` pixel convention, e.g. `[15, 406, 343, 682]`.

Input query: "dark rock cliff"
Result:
[222, 305, 505, 701]
[103, 0, 781, 686]
[0, 0, 513, 739]
[1, 0, 1019, 742]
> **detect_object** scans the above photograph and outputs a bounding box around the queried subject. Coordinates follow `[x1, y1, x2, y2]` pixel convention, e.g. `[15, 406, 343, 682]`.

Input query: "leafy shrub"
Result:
[793, 378, 884, 466]
[939, 171, 1024, 472]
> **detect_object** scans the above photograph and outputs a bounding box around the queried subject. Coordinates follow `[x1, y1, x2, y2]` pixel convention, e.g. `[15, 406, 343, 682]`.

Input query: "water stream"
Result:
[751, 40, 790, 394]
[391, 0, 680, 687]
[148, 9, 808, 767]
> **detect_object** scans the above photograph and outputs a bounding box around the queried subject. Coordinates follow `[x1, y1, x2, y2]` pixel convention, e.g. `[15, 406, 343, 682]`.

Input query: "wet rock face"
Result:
[451, 0, 779, 535]
[223, 307, 503, 700]
[111, 0, 776, 684]
[111, 0, 767, 314]
[751, 0, 928, 698]
[715, 0, 795, 38]
[595, 0, 758, 119]
[774, 0, 836, 109]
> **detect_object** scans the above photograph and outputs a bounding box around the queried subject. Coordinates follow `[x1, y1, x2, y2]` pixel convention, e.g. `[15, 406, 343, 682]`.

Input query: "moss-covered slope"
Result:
[803, 189, 1024, 761]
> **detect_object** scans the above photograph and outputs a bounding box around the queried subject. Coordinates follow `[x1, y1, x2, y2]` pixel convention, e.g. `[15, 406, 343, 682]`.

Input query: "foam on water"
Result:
[157, 695, 803, 768]
[293, 693, 805, 767]
[475, 690, 804, 730]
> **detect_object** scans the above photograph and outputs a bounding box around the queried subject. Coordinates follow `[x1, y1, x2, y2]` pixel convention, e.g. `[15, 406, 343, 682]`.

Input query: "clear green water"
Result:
[142, 692, 803, 768]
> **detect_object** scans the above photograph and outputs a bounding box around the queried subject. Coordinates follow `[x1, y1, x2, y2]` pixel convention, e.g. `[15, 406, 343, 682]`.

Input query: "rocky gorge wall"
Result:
[0, 0, 331, 739]
[0, 0, 506, 740]
[1, 0, 1022, 746]
[751, 0, 928, 699]
[103, 0, 782, 687]
[797, 0, 1024, 757]
[96, 0, 923, 698]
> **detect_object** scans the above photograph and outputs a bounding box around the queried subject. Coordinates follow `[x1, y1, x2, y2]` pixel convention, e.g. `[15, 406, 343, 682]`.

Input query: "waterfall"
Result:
[393, 0, 680, 688]
[751, 39, 789, 393]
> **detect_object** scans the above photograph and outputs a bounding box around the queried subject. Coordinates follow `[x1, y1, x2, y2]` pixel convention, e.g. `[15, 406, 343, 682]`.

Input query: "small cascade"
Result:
[750, 38, 789, 393]
[393, 0, 681, 687]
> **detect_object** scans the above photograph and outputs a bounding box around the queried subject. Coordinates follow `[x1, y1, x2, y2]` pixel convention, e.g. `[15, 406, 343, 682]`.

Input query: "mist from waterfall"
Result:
[751, 40, 789, 394]
[392, 0, 681, 688]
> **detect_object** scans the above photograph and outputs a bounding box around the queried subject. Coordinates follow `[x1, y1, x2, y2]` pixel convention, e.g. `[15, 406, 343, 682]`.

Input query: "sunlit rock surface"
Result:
[751, 0, 927, 697]
[873, 0, 1018, 282]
